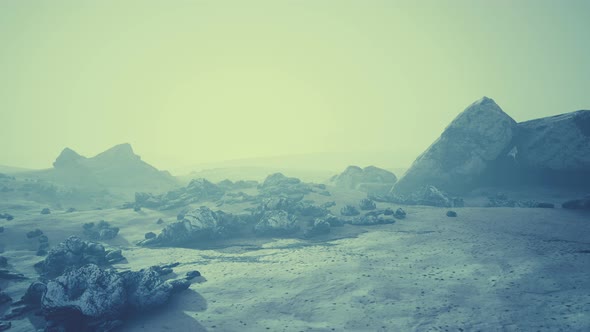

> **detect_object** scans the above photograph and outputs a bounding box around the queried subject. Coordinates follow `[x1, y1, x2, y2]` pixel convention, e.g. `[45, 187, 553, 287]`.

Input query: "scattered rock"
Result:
[83, 220, 119, 241]
[40, 208, 51, 215]
[144, 232, 156, 240]
[65, 207, 76, 213]
[340, 205, 360, 216]
[321, 201, 336, 209]
[394, 208, 406, 219]
[26, 229, 43, 239]
[0, 213, 13, 221]
[446, 210, 458, 217]
[359, 198, 377, 211]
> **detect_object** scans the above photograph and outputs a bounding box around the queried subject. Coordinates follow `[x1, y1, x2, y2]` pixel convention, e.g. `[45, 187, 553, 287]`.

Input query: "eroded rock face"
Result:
[254, 210, 299, 236]
[331, 166, 397, 195]
[141, 206, 244, 246]
[34, 236, 124, 278]
[41, 263, 192, 332]
[392, 97, 517, 195]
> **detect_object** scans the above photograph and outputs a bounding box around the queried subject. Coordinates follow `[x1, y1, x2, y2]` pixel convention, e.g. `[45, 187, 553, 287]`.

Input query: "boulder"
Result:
[562, 196, 590, 210]
[392, 97, 518, 195]
[142, 206, 244, 246]
[331, 165, 397, 195]
[83, 220, 119, 241]
[40, 208, 51, 215]
[359, 198, 377, 210]
[259, 173, 312, 198]
[26, 229, 43, 239]
[34, 236, 122, 278]
[394, 208, 406, 219]
[304, 218, 331, 237]
[340, 205, 360, 216]
[254, 210, 299, 236]
[446, 210, 457, 217]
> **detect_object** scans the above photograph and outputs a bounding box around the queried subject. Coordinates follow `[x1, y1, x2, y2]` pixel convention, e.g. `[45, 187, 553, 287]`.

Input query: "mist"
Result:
[1, 0, 589, 174]
[1, 2, 590, 332]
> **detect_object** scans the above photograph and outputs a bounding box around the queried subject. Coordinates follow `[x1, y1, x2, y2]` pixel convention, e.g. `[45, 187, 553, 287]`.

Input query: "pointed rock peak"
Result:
[53, 147, 84, 168]
[471, 96, 496, 107]
[93, 143, 138, 160]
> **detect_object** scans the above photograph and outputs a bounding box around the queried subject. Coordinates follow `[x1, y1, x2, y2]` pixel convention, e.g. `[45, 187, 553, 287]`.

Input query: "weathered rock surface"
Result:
[134, 178, 225, 210]
[254, 210, 299, 236]
[34, 236, 125, 278]
[141, 206, 245, 246]
[331, 165, 397, 195]
[392, 97, 518, 195]
[41, 263, 192, 331]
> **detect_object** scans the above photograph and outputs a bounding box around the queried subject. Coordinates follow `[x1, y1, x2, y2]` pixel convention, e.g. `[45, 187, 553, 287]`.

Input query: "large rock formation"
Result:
[330, 165, 397, 195]
[392, 97, 517, 195]
[134, 178, 225, 210]
[393, 97, 590, 194]
[504, 110, 590, 187]
[27, 143, 178, 198]
[140, 206, 245, 246]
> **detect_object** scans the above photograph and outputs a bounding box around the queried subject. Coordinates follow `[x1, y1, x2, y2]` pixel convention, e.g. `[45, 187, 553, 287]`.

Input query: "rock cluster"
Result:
[134, 178, 225, 210]
[331, 165, 397, 195]
[83, 220, 120, 241]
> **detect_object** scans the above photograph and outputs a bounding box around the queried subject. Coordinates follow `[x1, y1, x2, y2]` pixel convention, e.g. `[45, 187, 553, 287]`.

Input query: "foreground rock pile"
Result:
[2, 237, 196, 331]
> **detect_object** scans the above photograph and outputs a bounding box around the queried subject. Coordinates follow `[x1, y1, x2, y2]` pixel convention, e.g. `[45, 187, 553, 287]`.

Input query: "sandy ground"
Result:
[1, 199, 590, 331]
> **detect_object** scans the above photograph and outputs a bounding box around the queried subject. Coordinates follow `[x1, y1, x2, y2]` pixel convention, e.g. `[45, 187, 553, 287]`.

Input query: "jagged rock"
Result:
[562, 196, 590, 210]
[40, 208, 51, 215]
[340, 205, 360, 216]
[254, 210, 299, 236]
[446, 210, 457, 217]
[26, 229, 43, 238]
[331, 165, 397, 195]
[305, 218, 331, 237]
[40, 262, 193, 331]
[392, 97, 518, 195]
[142, 207, 244, 246]
[359, 198, 377, 211]
[394, 208, 406, 219]
[43, 264, 127, 331]
[34, 236, 122, 278]
[83, 220, 119, 241]
[144, 232, 156, 240]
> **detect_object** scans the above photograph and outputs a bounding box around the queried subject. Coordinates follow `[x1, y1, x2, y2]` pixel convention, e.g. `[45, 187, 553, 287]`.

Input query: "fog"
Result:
[1, 0, 589, 174]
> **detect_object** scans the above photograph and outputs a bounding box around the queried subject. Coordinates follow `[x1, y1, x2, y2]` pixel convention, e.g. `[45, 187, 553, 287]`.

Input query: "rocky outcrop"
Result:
[141, 206, 245, 246]
[134, 178, 225, 210]
[392, 97, 518, 195]
[330, 166, 397, 195]
[500, 110, 590, 187]
[41, 263, 192, 331]
[34, 236, 125, 278]
[254, 210, 299, 236]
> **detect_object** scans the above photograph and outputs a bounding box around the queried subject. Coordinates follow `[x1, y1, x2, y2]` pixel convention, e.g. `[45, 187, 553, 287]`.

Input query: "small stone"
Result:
[446, 210, 458, 217]
[40, 208, 51, 215]
[144, 232, 156, 240]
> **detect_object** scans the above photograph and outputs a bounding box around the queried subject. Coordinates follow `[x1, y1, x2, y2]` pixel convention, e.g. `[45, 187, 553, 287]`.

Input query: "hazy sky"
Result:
[1, 0, 589, 171]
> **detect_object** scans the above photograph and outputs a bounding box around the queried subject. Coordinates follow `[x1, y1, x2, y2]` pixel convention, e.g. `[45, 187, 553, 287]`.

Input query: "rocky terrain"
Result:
[0, 97, 589, 331]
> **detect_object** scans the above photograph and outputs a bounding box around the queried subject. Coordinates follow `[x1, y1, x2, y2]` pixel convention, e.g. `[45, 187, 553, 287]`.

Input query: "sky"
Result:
[1, 0, 589, 172]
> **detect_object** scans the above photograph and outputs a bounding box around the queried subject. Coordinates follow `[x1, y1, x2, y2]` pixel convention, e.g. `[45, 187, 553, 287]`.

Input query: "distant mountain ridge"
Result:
[21, 143, 178, 197]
